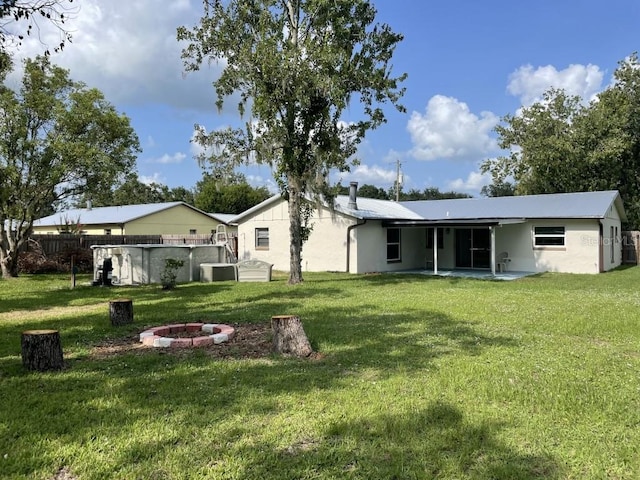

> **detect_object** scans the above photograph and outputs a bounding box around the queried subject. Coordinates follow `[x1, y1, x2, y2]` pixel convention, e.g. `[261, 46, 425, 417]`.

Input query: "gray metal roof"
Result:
[400, 190, 626, 222]
[231, 194, 422, 222]
[230, 190, 626, 224]
[33, 202, 212, 227]
[208, 213, 236, 224]
[334, 195, 422, 220]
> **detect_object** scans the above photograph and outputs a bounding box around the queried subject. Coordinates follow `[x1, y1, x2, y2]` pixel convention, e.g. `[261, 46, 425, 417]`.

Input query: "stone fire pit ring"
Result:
[139, 323, 235, 348]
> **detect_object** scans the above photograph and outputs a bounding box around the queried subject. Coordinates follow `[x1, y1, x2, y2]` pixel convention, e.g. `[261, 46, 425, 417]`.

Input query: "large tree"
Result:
[482, 53, 640, 228]
[194, 173, 270, 214]
[77, 173, 196, 207]
[178, 0, 406, 284]
[0, 56, 140, 277]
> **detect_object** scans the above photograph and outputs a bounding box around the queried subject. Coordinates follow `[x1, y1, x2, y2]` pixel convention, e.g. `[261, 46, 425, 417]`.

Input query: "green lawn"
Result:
[1, 269, 639, 479]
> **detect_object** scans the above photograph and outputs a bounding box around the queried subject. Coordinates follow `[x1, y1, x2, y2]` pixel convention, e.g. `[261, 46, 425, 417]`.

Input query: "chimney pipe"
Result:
[86, 200, 92, 211]
[348, 181, 358, 210]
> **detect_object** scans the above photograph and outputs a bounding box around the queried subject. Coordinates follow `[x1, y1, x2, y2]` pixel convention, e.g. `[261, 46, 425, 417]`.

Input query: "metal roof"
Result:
[33, 202, 213, 227]
[231, 194, 423, 222]
[230, 190, 626, 224]
[399, 190, 626, 222]
[208, 213, 236, 224]
[334, 195, 422, 220]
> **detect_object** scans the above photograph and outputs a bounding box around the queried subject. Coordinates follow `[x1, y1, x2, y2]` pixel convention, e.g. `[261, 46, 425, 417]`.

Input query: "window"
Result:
[255, 228, 269, 249]
[533, 226, 565, 247]
[386, 228, 401, 262]
[426, 228, 444, 249]
[189, 229, 197, 235]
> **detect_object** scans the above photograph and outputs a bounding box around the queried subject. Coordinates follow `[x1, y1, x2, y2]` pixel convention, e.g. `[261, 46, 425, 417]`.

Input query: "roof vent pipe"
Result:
[348, 182, 358, 210]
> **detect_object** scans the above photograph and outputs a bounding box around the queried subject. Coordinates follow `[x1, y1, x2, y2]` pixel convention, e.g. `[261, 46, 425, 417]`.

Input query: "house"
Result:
[32, 202, 229, 236]
[233, 184, 626, 275]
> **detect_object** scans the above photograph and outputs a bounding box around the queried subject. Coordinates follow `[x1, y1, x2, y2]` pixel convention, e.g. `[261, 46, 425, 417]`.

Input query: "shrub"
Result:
[160, 258, 185, 290]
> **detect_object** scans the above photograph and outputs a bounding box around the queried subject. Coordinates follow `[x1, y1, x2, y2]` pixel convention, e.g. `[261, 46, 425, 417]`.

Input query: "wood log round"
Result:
[21, 330, 64, 371]
[271, 315, 313, 357]
[109, 298, 133, 327]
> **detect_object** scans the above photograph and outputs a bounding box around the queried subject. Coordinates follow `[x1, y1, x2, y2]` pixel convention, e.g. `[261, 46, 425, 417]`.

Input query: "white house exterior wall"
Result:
[352, 223, 426, 273]
[496, 219, 606, 274]
[600, 203, 623, 271]
[236, 199, 358, 272]
[236, 195, 624, 275]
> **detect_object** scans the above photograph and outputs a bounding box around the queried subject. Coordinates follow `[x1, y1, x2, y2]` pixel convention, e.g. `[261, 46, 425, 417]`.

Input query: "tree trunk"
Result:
[1, 225, 26, 278]
[0, 250, 18, 278]
[288, 181, 304, 284]
[271, 315, 313, 357]
[21, 330, 64, 371]
[109, 298, 134, 326]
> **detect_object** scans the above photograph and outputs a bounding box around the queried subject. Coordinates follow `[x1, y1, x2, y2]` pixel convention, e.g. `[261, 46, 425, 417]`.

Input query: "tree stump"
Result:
[21, 330, 64, 371]
[271, 315, 313, 357]
[109, 298, 133, 326]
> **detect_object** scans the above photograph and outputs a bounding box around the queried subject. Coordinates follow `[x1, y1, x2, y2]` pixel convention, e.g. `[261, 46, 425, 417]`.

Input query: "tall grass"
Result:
[0, 269, 638, 479]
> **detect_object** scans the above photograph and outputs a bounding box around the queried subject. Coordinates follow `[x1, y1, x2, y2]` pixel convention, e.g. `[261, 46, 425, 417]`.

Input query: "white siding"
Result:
[495, 220, 604, 274]
[237, 199, 357, 272]
[236, 196, 624, 275]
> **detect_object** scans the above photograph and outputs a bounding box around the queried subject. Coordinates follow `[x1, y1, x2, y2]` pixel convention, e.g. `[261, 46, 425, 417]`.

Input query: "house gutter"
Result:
[346, 219, 366, 273]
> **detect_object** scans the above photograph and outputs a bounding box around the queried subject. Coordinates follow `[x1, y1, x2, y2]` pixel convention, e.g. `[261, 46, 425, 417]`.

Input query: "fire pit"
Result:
[139, 323, 235, 348]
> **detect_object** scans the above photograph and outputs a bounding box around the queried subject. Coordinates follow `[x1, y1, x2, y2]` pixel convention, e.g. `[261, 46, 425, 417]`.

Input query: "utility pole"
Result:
[395, 159, 403, 202]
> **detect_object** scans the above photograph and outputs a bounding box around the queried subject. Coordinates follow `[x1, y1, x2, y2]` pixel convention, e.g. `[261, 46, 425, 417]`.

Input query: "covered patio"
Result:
[383, 218, 527, 277]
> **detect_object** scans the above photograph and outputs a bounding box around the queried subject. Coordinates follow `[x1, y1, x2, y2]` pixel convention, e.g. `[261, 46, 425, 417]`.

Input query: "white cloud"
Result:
[7, 0, 220, 111]
[139, 173, 166, 185]
[246, 174, 278, 194]
[337, 164, 398, 187]
[447, 170, 491, 193]
[407, 95, 499, 161]
[151, 152, 187, 165]
[507, 63, 604, 106]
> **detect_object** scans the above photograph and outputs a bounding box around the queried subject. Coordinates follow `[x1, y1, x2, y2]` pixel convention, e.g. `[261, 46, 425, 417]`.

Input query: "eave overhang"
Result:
[381, 218, 527, 228]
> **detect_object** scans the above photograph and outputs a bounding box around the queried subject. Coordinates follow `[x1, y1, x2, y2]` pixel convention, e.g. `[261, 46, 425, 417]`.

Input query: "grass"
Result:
[0, 268, 639, 479]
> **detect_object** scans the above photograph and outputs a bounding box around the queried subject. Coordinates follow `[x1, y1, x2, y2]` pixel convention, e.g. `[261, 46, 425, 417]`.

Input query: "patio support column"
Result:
[433, 227, 438, 274]
[490, 226, 496, 276]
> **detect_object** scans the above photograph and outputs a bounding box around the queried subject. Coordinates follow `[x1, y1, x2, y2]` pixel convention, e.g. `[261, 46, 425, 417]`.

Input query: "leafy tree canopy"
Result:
[0, 56, 140, 277]
[482, 53, 640, 228]
[179, 0, 406, 283]
[399, 187, 472, 201]
[480, 180, 515, 198]
[194, 173, 270, 214]
[77, 173, 196, 208]
[333, 183, 389, 200]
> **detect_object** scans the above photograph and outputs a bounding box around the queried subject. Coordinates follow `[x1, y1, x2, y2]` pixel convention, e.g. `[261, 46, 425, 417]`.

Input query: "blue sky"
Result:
[7, 0, 640, 197]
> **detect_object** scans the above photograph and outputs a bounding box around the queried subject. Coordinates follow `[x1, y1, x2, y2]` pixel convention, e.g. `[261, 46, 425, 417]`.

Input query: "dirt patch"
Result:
[49, 466, 78, 480]
[90, 323, 273, 360]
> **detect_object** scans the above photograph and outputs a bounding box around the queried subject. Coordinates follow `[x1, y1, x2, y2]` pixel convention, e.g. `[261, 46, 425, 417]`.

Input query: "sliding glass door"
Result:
[455, 228, 491, 269]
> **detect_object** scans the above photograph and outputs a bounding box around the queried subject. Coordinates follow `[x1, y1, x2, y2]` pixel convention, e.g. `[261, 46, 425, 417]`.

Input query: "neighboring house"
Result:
[233, 184, 626, 275]
[32, 202, 227, 236]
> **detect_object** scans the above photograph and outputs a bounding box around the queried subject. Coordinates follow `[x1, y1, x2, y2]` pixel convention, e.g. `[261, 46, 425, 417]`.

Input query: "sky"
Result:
[6, 0, 640, 197]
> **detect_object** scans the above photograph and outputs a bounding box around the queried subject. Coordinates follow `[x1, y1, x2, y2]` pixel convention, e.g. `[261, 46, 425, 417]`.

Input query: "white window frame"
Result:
[255, 228, 269, 250]
[533, 226, 565, 248]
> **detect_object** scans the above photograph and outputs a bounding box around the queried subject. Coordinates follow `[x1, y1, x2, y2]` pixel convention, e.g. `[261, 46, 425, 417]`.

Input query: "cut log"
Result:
[109, 298, 133, 327]
[21, 330, 64, 371]
[271, 315, 313, 357]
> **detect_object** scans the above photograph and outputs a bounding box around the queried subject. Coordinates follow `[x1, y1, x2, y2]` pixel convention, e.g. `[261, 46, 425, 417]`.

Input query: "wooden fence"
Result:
[622, 231, 640, 265]
[29, 234, 236, 256]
